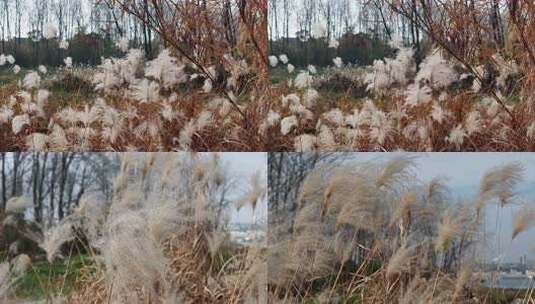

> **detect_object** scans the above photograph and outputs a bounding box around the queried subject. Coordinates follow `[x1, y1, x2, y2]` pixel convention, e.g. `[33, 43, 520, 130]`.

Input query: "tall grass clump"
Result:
[268, 156, 534, 303]
[1, 153, 267, 303]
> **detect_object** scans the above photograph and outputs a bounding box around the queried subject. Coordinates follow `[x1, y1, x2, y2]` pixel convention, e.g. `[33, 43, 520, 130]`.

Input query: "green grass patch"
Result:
[13, 254, 90, 300]
[270, 66, 331, 84]
[0, 69, 22, 85]
[0, 67, 97, 116]
[270, 67, 291, 84]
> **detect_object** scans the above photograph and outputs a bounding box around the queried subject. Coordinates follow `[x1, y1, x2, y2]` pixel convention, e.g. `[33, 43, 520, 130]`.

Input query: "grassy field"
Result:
[271, 65, 372, 110]
[476, 287, 535, 304]
[13, 255, 90, 300]
[0, 69, 21, 86]
[0, 67, 97, 115]
[270, 66, 328, 84]
[270, 67, 292, 84]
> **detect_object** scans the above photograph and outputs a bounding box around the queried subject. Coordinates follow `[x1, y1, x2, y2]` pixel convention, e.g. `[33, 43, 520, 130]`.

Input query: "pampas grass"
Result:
[266, 29, 535, 152]
[0, 262, 12, 300]
[1, 153, 266, 303]
[512, 207, 535, 239]
[479, 162, 524, 207]
[268, 156, 534, 303]
[434, 211, 459, 253]
[386, 245, 413, 279]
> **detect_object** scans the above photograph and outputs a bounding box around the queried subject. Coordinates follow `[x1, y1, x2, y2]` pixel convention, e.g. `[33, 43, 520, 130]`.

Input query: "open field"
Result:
[0, 50, 272, 152]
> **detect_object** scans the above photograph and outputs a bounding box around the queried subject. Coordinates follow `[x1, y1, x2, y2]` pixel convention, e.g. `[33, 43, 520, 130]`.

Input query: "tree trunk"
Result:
[0, 153, 6, 212]
[32, 153, 41, 223]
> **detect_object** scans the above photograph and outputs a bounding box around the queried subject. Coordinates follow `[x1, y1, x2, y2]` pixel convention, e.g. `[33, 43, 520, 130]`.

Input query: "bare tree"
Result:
[268, 152, 351, 232]
[0, 153, 118, 226]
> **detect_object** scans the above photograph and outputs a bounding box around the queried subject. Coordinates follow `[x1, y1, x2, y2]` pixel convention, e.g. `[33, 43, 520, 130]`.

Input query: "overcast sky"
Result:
[339, 152, 535, 263]
[219, 153, 267, 226]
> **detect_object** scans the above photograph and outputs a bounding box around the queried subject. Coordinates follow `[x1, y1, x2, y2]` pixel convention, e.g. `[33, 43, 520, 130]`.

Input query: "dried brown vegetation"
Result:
[266, 1, 535, 152]
[0, 153, 266, 303]
[268, 156, 535, 303]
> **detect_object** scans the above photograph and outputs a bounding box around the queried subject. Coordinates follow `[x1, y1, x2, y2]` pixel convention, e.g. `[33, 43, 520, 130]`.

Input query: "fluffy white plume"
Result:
[446, 125, 467, 149]
[431, 103, 447, 124]
[64, 57, 73, 67]
[269, 56, 279, 67]
[23, 71, 41, 89]
[11, 114, 30, 134]
[365, 47, 415, 94]
[26, 133, 49, 151]
[131, 79, 160, 103]
[40, 222, 74, 263]
[328, 38, 339, 48]
[0, 106, 14, 124]
[416, 51, 457, 89]
[145, 49, 187, 88]
[59, 40, 69, 49]
[333, 57, 343, 68]
[294, 134, 317, 151]
[287, 64, 295, 74]
[294, 71, 313, 89]
[38, 65, 47, 74]
[405, 84, 432, 107]
[6, 55, 15, 64]
[281, 115, 298, 135]
[303, 89, 319, 108]
[203, 79, 213, 93]
[11, 254, 31, 277]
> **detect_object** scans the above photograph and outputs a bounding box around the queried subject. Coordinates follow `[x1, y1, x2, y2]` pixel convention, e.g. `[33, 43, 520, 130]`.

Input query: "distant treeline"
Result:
[269, 32, 394, 68]
[0, 32, 138, 68]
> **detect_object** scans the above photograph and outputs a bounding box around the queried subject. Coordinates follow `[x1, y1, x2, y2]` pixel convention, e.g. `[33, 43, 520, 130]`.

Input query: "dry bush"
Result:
[0, 0, 269, 152]
[0, 47, 274, 151]
[265, 1, 535, 152]
[112, 0, 268, 90]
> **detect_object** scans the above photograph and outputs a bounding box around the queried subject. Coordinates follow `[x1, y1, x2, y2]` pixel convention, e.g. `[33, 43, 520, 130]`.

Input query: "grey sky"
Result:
[269, 1, 361, 39]
[9, 1, 92, 36]
[219, 153, 267, 225]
